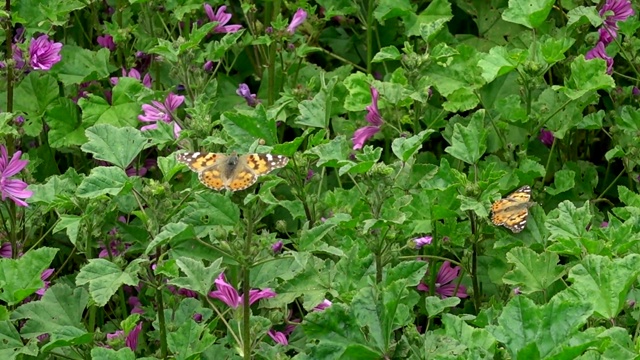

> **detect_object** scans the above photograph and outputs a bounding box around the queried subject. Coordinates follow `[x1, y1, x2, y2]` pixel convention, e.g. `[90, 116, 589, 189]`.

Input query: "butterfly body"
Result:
[176, 152, 288, 191]
[490, 185, 535, 233]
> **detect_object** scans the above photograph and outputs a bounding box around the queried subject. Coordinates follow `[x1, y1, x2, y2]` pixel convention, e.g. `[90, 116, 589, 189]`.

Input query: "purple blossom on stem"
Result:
[513, 287, 521, 295]
[14, 116, 24, 126]
[204, 4, 243, 33]
[0, 145, 32, 207]
[413, 236, 432, 249]
[36, 268, 54, 296]
[208, 272, 276, 309]
[417, 261, 468, 299]
[111, 68, 152, 88]
[287, 8, 308, 34]
[203, 60, 214, 72]
[0, 242, 12, 258]
[539, 129, 554, 147]
[97, 35, 116, 51]
[268, 330, 288, 345]
[353, 87, 383, 150]
[586, 42, 614, 74]
[312, 299, 332, 311]
[236, 83, 259, 107]
[598, 0, 634, 44]
[29, 35, 62, 71]
[138, 93, 184, 138]
[126, 322, 142, 351]
[272, 240, 283, 254]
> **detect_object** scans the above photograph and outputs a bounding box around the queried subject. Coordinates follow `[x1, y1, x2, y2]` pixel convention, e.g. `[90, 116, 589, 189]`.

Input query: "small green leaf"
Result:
[79, 78, 145, 128]
[553, 55, 615, 99]
[14, 72, 59, 117]
[616, 106, 640, 132]
[75, 259, 140, 307]
[307, 136, 351, 167]
[545, 169, 575, 195]
[392, 130, 436, 162]
[425, 296, 461, 317]
[81, 124, 148, 168]
[45, 98, 88, 148]
[545, 201, 592, 244]
[444, 111, 488, 164]
[169, 257, 223, 296]
[564, 254, 640, 319]
[343, 72, 374, 112]
[221, 104, 277, 146]
[178, 192, 240, 228]
[0, 247, 59, 305]
[296, 78, 337, 128]
[76, 167, 131, 198]
[502, 247, 564, 294]
[52, 215, 82, 246]
[146, 222, 196, 255]
[91, 347, 136, 360]
[502, 0, 555, 29]
[54, 46, 115, 85]
[372, 46, 402, 62]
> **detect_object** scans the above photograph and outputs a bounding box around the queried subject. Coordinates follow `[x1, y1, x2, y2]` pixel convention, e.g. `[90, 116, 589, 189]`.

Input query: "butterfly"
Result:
[176, 152, 289, 191]
[490, 185, 535, 233]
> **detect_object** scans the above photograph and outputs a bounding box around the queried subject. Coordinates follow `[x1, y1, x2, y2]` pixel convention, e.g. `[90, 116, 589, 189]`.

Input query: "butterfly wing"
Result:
[491, 186, 532, 233]
[226, 154, 289, 192]
[176, 152, 227, 191]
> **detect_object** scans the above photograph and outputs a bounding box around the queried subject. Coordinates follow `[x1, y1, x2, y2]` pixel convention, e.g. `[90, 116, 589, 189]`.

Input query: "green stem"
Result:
[543, 136, 557, 183]
[242, 208, 254, 359]
[155, 248, 168, 358]
[365, 0, 374, 73]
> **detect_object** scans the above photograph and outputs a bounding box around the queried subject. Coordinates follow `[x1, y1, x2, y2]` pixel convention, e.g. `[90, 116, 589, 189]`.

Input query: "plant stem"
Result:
[155, 247, 168, 358]
[242, 207, 254, 359]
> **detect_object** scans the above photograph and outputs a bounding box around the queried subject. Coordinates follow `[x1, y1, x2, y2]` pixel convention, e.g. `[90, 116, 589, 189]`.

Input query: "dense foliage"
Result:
[1, 0, 640, 359]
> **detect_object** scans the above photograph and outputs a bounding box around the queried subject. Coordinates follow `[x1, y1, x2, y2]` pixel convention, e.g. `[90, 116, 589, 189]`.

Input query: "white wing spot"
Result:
[266, 154, 274, 161]
[191, 152, 201, 158]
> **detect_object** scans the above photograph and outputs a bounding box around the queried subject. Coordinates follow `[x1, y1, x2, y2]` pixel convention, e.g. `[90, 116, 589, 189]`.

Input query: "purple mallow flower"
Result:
[29, 35, 62, 71]
[0, 242, 11, 258]
[36, 268, 54, 296]
[586, 42, 614, 74]
[107, 322, 143, 351]
[204, 4, 242, 33]
[413, 236, 432, 249]
[353, 87, 383, 150]
[268, 330, 288, 345]
[208, 272, 276, 309]
[598, 0, 634, 45]
[111, 68, 152, 88]
[97, 35, 116, 51]
[539, 129, 554, 147]
[313, 299, 332, 311]
[138, 92, 184, 138]
[272, 240, 283, 254]
[417, 261, 468, 299]
[287, 8, 308, 34]
[0, 145, 32, 207]
[236, 83, 259, 107]
[203, 60, 214, 72]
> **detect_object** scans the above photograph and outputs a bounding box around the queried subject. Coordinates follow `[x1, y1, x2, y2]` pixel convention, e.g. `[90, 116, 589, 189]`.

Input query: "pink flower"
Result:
[312, 299, 332, 311]
[236, 83, 259, 107]
[97, 35, 116, 51]
[111, 68, 152, 88]
[125, 322, 142, 351]
[0, 242, 12, 258]
[128, 296, 144, 315]
[272, 240, 283, 254]
[204, 4, 242, 33]
[0, 145, 32, 207]
[353, 87, 383, 150]
[287, 8, 308, 34]
[413, 236, 432, 249]
[268, 330, 288, 345]
[36, 268, 54, 296]
[586, 42, 614, 74]
[539, 129, 554, 147]
[208, 273, 276, 309]
[29, 35, 62, 70]
[599, 0, 634, 44]
[417, 261, 468, 299]
[138, 93, 184, 138]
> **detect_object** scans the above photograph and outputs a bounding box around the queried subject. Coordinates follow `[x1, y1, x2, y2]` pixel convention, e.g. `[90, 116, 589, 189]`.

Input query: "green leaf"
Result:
[79, 78, 145, 128]
[178, 192, 240, 228]
[54, 46, 115, 85]
[444, 111, 487, 164]
[45, 98, 88, 148]
[441, 314, 496, 356]
[28, 168, 82, 207]
[166, 301, 216, 359]
[425, 296, 461, 317]
[52, 215, 82, 246]
[502, 0, 555, 29]
[75, 259, 140, 307]
[307, 136, 351, 167]
[502, 247, 564, 294]
[343, 72, 374, 112]
[391, 130, 436, 162]
[566, 6, 603, 28]
[372, 46, 402, 63]
[545, 201, 592, 253]
[0, 247, 58, 305]
[487, 295, 593, 359]
[169, 257, 223, 297]
[553, 55, 615, 99]
[618, 186, 640, 207]
[76, 166, 131, 198]
[221, 104, 277, 146]
[91, 347, 136, 360]
[373, 0, 413, 21]
[145, 222, 196, 255]
[14, 72, 59, 117]
[403, 0, 452, 38]
[11, 284, 90, 347]
[296, 78, 337, 128]
[478, 47, 524, 83]
[616, 105, 640, 132]
[564, 254, 640, 319]
[303, 303, 382, 359]
[545, 169, 575, 195]
[81, 124, 148, 168]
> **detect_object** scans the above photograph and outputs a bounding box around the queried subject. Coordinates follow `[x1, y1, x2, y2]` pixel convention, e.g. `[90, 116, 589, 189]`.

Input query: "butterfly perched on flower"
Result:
[176, 152, 288, 191]
[490, 185, 535, 233]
